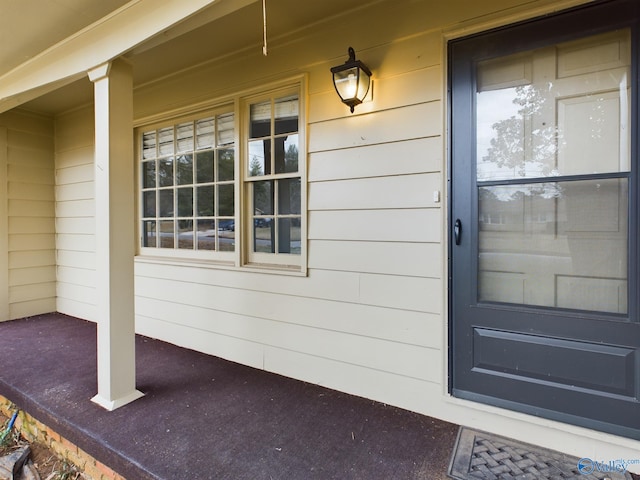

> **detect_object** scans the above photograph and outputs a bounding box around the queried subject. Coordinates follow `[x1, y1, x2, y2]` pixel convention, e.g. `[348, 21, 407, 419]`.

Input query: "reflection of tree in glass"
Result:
[253, 180, 272, 215]
[250, 154, 263, 177]
[483, 84, 562, 200]
[176, 154, 193, 184]
[158, 157, 174, 187]
[197, 186, 214, 216]
[218, 149, 234, 181]
[218, 184, 234, 216]
[284, 144, 298, 172]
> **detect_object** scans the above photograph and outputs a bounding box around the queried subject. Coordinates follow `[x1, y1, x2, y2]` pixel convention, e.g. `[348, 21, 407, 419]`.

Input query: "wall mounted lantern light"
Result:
[330, 47, 372, 113]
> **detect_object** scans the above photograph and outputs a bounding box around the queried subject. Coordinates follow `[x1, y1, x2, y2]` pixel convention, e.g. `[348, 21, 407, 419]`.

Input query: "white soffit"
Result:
[0, 0, 258, 114]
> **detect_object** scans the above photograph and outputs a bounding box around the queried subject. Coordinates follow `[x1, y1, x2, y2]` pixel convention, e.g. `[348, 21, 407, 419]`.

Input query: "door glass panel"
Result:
[479, 178, 628, 313]
[476, 30, 631, 181]
[476, 29, 631, 314]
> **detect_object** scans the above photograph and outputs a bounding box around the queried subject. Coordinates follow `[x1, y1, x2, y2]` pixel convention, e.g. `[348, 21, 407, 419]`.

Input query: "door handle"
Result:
[454, 219, 462, 245]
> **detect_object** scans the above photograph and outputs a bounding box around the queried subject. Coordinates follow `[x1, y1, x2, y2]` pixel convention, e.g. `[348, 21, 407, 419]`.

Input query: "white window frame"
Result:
[135, 77, 307, 274]
[241, 85, 306, 270]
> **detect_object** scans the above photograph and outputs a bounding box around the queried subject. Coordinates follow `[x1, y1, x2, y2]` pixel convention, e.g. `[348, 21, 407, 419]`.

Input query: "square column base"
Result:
[91, 389, 144, 411]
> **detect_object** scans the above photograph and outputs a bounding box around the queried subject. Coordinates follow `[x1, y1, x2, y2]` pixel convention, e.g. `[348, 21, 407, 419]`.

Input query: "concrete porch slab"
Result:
[0, 313, 458, 480]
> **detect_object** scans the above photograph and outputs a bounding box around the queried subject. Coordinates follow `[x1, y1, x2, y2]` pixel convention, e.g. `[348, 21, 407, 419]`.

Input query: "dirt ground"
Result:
[0, 412, 83, 480]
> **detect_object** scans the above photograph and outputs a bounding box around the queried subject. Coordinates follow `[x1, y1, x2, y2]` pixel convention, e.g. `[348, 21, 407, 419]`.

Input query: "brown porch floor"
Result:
[0, 313, 458, 480]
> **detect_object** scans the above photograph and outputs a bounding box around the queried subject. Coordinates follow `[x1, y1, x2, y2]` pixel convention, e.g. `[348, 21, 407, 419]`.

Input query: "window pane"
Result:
[218, 219, 235, 252]
[278, 217, 301, 254]
[196, 117, 214, 149]
[250, 101, 271, 138]
[158, 127, 174, 156]
[159, 220, 174, 248]
[143, 191, 156, 217]
[217, 113, 235, 146]
[177, 220, 194, 249]
[176, 154, 193, 185]
[142, 160, 156, 188]
[275, 134, 298, 174]
[274, 95, 298, 135]
[159, 190, 174, 217]
[143, 221, 156, 247]
[177, 187, 193, 217]
[278, 178, 301, 215]
[476, 31, 631, 181]
[253, 180, 273, 215]
[159, 157, 174, 187]
[197, 185, 214, 216]
[254, 218, 274, 253]
[196, 151, 214, 184]
[197, 219, 216, 251]
[218, 184, 234, 216]
[478, 178, 628, 313]
[218, 149, 234, 181]
[248, 139, 269, 176]
[176, 122, 194, 152]
[142, 131, 156, 159]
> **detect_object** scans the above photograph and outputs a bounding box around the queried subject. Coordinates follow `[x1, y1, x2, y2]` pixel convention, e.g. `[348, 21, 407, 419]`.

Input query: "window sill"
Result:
[134, 254, 307, 277]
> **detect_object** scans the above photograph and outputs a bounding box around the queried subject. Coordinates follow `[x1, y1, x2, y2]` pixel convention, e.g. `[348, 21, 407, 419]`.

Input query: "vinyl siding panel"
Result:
[308, 209, 441, 243]
[308, 102, 441, 153]
[54, 106, 96, 321]
[0, 110, 55, 319]
[308, 173, 441, 210]
[308, 137, 442, 182]
[308, 240, 441, 279]
[9, 266, 56, 287]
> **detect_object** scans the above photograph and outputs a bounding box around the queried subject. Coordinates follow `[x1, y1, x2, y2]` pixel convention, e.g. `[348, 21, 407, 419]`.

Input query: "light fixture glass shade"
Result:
[330, 47, 372, 113]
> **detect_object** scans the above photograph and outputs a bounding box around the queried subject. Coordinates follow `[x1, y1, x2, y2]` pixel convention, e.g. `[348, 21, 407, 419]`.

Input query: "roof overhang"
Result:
[0, 0, 258, 115]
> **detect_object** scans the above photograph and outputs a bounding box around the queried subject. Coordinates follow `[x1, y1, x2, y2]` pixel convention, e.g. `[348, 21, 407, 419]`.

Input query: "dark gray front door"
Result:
[449, 0, 640, 439]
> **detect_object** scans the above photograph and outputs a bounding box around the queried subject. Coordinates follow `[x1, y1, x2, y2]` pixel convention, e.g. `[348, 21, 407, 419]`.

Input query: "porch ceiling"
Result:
[0, 0, 131, 77]
[4, 0, 371, 116]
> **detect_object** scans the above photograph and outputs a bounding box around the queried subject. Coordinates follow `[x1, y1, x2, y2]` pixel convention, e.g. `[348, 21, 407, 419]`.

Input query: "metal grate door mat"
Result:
[448, 427, 633, 480]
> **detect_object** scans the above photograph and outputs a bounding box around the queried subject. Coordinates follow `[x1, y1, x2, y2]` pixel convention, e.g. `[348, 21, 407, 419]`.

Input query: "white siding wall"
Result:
[0, 110, 56, 320]
[55, 107, 96, 321]
[132, 0, 447, 414]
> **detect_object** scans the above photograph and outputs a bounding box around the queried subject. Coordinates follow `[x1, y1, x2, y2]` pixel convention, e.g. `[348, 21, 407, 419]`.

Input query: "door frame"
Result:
[447, 0, 640, 439]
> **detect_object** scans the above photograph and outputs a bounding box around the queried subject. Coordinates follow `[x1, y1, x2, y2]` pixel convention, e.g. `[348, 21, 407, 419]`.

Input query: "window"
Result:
[138, 81, 305, 271]
[244, 91, 302, 267]
[140, 110, 236, 261]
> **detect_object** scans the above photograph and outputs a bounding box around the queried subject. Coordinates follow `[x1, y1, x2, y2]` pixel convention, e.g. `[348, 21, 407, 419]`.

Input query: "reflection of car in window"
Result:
[218, 220, 234, 231]
[254, 218, 271, 228]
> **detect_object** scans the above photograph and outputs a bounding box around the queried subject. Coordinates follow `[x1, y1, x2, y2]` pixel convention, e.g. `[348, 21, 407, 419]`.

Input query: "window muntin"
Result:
[245, 92, 302, 264]
[140, 111, 236, 256]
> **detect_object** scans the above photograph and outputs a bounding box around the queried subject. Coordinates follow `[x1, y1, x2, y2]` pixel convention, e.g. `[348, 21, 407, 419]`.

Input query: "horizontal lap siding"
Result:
[0, 110, 56, 319]
[54, 107, 97, 321]
[134, 0, 447, 416]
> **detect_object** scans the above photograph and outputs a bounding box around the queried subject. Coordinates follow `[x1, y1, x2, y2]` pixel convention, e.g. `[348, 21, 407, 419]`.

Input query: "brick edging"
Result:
[0, 394, 125, 480]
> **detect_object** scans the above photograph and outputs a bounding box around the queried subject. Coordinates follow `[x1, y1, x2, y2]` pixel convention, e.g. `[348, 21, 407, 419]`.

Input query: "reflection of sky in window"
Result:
[285, 134, 297, 152]
[249, 140, 266, 175]
[476, 87, 520, 180]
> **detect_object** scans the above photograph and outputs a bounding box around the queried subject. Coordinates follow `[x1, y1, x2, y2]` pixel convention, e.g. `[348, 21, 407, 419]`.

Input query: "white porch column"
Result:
[88, 59, 143, 410]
